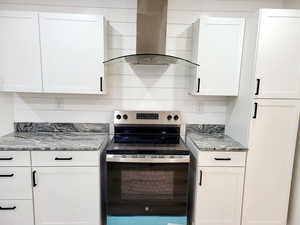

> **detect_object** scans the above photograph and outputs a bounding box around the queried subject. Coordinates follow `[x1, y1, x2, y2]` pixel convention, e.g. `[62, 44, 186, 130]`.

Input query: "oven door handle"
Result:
[106, 154, 190, 163]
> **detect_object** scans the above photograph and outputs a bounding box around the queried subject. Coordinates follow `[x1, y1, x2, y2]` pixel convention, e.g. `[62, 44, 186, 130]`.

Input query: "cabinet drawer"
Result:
[31, 151, 100, 166]
[0, 200, 34, 225]
[0, 151, 30, 167]
[197, 151, 246, 167]
[0, 167, 32, 199]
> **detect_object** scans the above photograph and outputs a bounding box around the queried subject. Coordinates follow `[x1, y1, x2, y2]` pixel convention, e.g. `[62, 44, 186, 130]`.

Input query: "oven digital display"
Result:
[136, 113, 159, 120]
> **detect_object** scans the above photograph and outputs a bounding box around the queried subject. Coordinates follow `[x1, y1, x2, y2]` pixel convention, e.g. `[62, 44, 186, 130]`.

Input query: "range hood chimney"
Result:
[136, 0, 167, 54]
[103, 0, 199, 67]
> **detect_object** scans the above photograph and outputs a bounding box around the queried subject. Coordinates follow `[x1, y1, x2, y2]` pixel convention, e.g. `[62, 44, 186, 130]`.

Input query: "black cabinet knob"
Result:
[167, 115, 172, 120]
[116, 114, 122, 120]
[123, 114, 128, 120]
[174, 115, 179, 121]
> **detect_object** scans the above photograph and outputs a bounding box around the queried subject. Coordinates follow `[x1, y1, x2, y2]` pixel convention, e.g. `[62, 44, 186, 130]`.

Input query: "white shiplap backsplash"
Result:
[0, 0, 283, 124]
[0, 93, 14, 136]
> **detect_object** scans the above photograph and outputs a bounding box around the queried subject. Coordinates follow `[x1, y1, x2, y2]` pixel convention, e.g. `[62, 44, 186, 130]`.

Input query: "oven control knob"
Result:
[167, 115, 172, 120]
[123, 114, 128, 120]
[174, 115, 179, 121]
[116, 114, 122, 120]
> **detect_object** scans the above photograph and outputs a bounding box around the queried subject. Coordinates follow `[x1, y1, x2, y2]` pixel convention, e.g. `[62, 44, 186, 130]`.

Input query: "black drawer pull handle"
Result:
[255, 78, 260, 95]
[214, 158, 231, 161]
[253, 102, 258, 119]
[0, 173, 14, 177]
[55, 157, 73, 161]
[0, 206, 16, 210]
[197, 78, 200, 93]
[100, 77, 103, 92]
[0, 157, 13, 161]
[32, 170, 37, 187]
[199, 170, 203, 186]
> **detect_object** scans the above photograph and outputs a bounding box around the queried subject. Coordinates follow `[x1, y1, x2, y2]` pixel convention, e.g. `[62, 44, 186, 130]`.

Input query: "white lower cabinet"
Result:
[0, 167, 32, 199]
[242, 100, 300, 225]
[0, 151, 34, 225]
[193, 167, 244, 225]
[33, 166, 100, 225]
[0, 200, 34, 225]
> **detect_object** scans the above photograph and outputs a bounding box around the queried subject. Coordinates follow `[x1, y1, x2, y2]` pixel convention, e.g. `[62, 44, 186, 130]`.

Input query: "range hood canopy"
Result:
[103, 54, 199, 66]
[103, 0, 199, 67]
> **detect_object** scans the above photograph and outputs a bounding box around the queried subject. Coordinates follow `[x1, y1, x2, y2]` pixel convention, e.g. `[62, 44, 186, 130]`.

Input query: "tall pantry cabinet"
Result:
[253, 10, 300, 99]
[241, 9, 300, 225]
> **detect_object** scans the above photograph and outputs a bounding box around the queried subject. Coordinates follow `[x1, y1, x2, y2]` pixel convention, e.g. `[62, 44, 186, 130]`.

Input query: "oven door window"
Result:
[121, 169, 174, 200]
[107, 163, 189, 216]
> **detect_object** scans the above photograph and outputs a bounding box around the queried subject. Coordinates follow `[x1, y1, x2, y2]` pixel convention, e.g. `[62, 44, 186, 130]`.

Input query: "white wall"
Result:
[0, 93, 14, 136]
[0, 0, 283, 125]
[284, 0, 300, 8]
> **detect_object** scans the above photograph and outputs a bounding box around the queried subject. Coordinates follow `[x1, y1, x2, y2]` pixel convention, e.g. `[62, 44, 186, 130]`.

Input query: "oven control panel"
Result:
[114, 111, 181, 125]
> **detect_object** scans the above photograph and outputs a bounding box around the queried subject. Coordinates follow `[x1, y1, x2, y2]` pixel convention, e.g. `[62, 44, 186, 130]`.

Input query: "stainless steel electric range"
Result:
[101, 111, 192, 225]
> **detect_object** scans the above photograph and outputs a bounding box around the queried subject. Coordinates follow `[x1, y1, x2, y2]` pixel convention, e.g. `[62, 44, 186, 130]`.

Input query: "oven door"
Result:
[106, 155, 190, 217]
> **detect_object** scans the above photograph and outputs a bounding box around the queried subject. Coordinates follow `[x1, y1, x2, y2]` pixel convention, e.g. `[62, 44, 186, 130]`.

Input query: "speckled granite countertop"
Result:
[0, 123, 109, 151]
[186, 124, 248, 152]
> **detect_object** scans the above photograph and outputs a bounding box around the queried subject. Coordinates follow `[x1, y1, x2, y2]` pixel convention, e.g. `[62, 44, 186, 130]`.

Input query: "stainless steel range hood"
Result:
[103, 0, 199, 67]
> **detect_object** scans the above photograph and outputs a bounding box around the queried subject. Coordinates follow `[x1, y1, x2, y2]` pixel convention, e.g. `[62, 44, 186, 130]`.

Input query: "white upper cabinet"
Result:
[254, 9, 300, 99]
[0, 11, 42, 92]
[39, 13, 106, 94]
[190, 17, 245, 96]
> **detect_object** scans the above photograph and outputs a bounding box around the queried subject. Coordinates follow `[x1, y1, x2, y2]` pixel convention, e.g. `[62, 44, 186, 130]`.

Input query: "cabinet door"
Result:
[191, 17, 245, 96]
[242, 100, 300, 225]
[0, 11, 42, 92]
[0, 200, 34, 225]
[39, 13, 105, 94]
[0, 167, 32, 199]
[194, 167, 244, 225]
[254, 9, 300, 99]
[33, 167, 100, 225]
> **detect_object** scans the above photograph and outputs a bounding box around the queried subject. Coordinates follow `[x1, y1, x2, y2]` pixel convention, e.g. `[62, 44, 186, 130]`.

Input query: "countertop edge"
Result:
[186, 133, 248, 152]
[0, 133, 109, 152]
